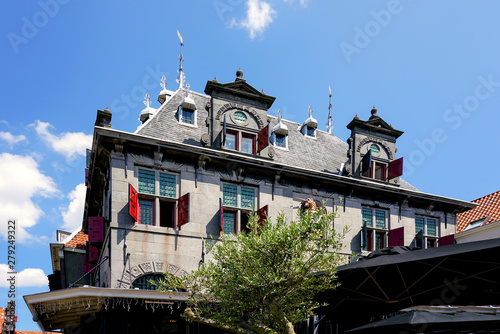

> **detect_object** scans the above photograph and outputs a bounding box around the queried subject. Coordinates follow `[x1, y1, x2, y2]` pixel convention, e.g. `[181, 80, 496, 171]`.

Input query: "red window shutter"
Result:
[220, 198, 224, 231]
[177, 193, 190, 228]
[388, 157, 404, 180]
[257, 125, 269, 153]
[86, 241, 99, 263]
[83, 256, 95, 274]
[388, 227, 404, 247]
[439, 234, 455, 247]
[257, 205, 268, 230]
[129, 184, 138, 221]
[88, 217, 104, 243]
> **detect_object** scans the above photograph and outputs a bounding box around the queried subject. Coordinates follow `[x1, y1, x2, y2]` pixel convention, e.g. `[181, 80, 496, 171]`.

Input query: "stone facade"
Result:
[82, 70, 475, 290]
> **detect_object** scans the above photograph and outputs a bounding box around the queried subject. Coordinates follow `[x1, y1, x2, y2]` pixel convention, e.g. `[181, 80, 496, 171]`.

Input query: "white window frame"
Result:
[177, 106, 198, 127]
[271, 132, 288, 150]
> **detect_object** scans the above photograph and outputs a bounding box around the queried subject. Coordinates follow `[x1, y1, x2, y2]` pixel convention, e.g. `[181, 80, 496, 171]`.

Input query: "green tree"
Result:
[157, 201, 347, 334]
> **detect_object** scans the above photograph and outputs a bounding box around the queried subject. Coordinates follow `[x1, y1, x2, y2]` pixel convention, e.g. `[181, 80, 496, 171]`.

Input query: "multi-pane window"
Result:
[306, 126, 315, 137]
[179, 108, 195, 125]
[275, 133, 286, 148]
[225, 130, 256, 154]
[221, 184, 257, 234]
[415, 216, 438, 248]
[362, 207, 388, 252]
[137, 169, 178, 227]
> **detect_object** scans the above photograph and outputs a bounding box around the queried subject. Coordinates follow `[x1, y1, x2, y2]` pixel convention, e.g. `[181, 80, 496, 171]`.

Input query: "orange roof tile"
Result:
[457, 190, 500, 233]
[64, 231, 88, 250]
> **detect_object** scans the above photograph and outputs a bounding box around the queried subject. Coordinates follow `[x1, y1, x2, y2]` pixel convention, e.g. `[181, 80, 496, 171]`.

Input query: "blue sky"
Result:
[1, 0, 500, 331]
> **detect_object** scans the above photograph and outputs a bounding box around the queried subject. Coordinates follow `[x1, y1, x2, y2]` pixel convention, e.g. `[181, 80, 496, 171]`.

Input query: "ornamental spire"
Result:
[160, 75, 167, 90]
[326, 85, 333, 134]
[176, 30, 185, 89]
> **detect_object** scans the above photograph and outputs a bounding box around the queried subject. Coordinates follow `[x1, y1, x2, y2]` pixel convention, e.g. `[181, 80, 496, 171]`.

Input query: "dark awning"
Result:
[319, 238, 500, 325]
[346, 309, 500, 333]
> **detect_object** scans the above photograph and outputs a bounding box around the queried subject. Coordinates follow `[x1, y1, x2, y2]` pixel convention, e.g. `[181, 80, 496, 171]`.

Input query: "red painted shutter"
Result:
[129, 184, 138, 221]
[86, 241, 99, 263]
[257, 125, 269, 153]
[220, 198, 224, 231]
[439, 234, 455, 247]
[88, 217, 104, 243]
[388, 227, 404, 247]
[257, 205, 268, 230]
[177, 193, 190, 228]
[388, 157, 404, 180]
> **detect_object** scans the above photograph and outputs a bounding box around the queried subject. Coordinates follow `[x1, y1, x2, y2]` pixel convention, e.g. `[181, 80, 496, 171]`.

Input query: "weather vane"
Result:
[176, 29, 186, 89]
[327, 85, 333, 134]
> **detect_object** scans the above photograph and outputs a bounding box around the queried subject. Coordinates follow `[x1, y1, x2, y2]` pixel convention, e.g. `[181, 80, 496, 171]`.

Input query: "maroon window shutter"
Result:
[257, 205, 268, 230]
[439, 234, 455, 247]
[388, 157, 404, 180]
[88, 217, 104, 243]
[220, 198, 224, 231]
[388, 227, 404, 247]
[86, 241, 99, 263]
[85, 168, 89, 186]
[257, 125, 269, 153]
[129, 184, 138, 221]
[177, 193, 190, 228]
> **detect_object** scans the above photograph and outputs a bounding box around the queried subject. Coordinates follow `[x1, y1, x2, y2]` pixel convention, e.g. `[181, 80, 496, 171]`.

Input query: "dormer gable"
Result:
[345, 107, 404, 182]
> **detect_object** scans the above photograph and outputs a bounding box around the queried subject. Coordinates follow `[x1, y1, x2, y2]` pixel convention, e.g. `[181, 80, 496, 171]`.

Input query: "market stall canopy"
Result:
[319, 238, 500, 322]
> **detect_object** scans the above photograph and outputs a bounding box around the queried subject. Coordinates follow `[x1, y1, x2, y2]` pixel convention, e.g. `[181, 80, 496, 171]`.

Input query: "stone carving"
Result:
[138, 261, 154, 274]
[356, 137, 394, 160]
[167, 264, 180, 275]
[201, 133, 210, 146]
[215, 102, 264, 128]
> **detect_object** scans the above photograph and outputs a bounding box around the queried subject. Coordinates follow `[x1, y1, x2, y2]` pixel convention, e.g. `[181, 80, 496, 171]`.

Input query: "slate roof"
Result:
[136, 88, 419, 192]
[456, 190, 500, 232]
[64, 231, 88, 250]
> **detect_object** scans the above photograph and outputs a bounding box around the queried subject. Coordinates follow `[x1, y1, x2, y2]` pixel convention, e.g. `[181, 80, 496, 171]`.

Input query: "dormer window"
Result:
[179, 107, 195, 124]
[178, 87, 197, 126]
[272, 109, 288, 149]
[225, 130, 255, 154]
[301, 105, 317, 138]
[274, 133, 287, 148]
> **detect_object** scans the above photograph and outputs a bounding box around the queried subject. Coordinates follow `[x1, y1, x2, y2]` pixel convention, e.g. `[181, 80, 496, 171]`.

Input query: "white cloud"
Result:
[61, 183, 86, 231]
[233, 0, 277, 39]
[0, 131, 28, 148]
[0, 153, 59, 243]
[31, 120, 92, 162]
[0, 264, 48, 288]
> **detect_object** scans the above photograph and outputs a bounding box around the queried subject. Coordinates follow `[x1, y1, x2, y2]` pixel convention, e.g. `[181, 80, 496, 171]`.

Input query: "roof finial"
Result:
[176, 30, 185, 89]
[277, 109, 282, 123]
[160, 75, 167, 90]
[186, 82, 191, 97]
[326, 85, 333, 134]
[143, 93, 151, 108]
[308, 105, 313, 118]
[371, 105, 378, 116]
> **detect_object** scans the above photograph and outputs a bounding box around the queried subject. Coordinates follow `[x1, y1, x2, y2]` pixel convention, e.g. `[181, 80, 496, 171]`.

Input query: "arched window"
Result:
[132, 274, 164, 291]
